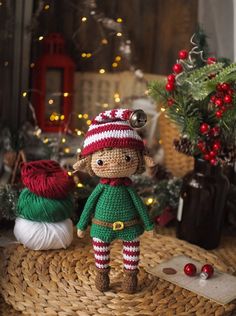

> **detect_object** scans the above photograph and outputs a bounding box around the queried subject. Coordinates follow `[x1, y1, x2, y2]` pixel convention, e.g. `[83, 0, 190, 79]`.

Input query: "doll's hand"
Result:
[77, 229, 85, 238]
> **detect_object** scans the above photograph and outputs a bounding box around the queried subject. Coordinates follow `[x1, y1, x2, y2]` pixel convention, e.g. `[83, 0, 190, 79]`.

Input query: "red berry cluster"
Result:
[165, 49, 188, 94]
[197, 125, 221, 165]
[210, 82, 234, 119]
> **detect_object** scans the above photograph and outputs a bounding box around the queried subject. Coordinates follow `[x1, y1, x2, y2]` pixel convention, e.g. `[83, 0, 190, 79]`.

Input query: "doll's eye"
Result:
[96, 159, 103, 166]
[125, 155, 131, 162]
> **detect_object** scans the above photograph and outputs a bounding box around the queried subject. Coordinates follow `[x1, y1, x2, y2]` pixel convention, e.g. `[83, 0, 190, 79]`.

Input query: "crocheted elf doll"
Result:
[14, 160, 75, 250]
[73, 108, 154, 293]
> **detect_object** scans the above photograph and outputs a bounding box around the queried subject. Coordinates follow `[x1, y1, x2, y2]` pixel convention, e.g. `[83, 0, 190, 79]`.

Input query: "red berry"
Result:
[209, 151, 216, 158]
[197, 140, 205, 150]
[227, 88, 234, 95]
[210, 126, 220, 136]
[215, 98, 223, 107]
[216, 83, 223, 91]
[210, 95, 216, 103]
[167, 98, 174, 106]
[200, 123, 210, 134]
[178, 49, 188, 60]
[184, 263, 197, 277]
[224, 95, 232, 103]
[210, 158, 217, 166]
[216, 110, 223, 118]
[165, 82, 175, 91]
[204, 154, 210, 161]
[172, 63, 183, 74]
[212, 141, 221, 151]
[221, 83, 230, 91]
[207, 57, 217, 64]
[201, 264, 214, 279]
[167, 74, 176, 83]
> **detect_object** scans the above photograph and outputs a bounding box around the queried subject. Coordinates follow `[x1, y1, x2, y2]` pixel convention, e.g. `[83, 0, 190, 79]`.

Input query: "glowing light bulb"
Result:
[82, 17, 87, 22]
[103, 103, 109, 108]
[101, 38, 108, 45]
[43, 138, 49, 144]
[99, 68, 105, 74]
[81, 53, 87, 58]
[86, 53, 92, 58]
[61, 138, 66, 143]
[116, 32, 122, 37]
[83, 113, 89, 119]
[77, 148, 81, 153]
[38, 36, 44, 41]
[159, 139, 163, 145]
[78, 114, 83, 119]
[86, 120, 92, 125]
[68, 171, 72, 176]
[77, 183, 84, 188]
[115, 56, 121, 62]
[114, 93, 120, 98]
[22, 92, 27, 97]
[44, 4, 50, 10]
[64, 147, 70, 154]
[161, 107, 166, 112]
[117, 18, 123, 23]
[60, 115, 65, 120]
[146, 198, 154, 205]
[48, 99, 54, 105]
[63, 92, 69, 97]
[112, 62, 118, 68]
[4, 61, 9, 66]
[115, 97, 120, 103]
[77, 130, 82, 136]
[30, 63, 35, 68]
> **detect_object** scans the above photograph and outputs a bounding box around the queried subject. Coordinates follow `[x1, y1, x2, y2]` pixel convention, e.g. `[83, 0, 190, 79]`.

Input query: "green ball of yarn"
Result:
[17, 188, 74, 222]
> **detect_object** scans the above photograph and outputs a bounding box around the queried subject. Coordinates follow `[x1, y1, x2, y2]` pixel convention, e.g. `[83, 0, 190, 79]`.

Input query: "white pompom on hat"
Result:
[81, 108, 146, 156]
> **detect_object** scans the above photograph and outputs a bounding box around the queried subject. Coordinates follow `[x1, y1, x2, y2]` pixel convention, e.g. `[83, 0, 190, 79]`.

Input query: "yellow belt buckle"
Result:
[112, 221, 124, 231]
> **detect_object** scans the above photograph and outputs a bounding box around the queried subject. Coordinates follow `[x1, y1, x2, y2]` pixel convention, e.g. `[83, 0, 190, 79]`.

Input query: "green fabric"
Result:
[76, 183, 154, 242]
[17, 188, 74, 223]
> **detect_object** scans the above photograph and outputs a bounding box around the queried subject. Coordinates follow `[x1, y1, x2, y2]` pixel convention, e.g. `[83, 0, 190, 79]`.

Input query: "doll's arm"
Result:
[127, 187, 154, 231]
[76, 184, 104, 232]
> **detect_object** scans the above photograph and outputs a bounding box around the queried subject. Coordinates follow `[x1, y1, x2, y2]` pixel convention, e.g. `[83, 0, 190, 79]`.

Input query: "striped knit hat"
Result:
[81, 109, 146, 156]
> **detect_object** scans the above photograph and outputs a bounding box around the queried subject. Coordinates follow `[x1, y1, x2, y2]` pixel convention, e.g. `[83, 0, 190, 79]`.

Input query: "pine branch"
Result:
[207, 63, 236, 88]
[148, 80, 168, 105]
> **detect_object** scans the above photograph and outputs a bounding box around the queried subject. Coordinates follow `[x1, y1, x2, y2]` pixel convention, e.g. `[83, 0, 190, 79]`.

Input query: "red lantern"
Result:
[32, 33, 75, 132]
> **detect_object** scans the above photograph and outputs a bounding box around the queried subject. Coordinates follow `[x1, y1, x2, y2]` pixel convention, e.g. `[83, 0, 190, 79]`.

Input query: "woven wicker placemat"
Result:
[0, 231, 236, 316]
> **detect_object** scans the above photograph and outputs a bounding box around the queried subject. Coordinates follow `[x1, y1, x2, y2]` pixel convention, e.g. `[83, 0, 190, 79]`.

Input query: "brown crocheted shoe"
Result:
[122, 269, 139, 294]
[95, 267, 110, 292]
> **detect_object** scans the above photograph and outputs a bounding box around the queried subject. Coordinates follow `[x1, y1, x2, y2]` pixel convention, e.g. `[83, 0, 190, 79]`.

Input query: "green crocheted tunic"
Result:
[76, 182, 154, 242]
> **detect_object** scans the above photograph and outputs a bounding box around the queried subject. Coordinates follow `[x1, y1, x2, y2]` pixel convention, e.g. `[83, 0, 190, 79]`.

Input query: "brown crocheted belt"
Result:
[92, 218, 141, 231]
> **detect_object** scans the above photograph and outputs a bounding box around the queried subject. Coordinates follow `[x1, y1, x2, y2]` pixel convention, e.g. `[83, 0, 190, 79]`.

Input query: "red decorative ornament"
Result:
[197, 140, 205, 151]
[167, 74, 176, 83]
[209, 151, 216, 158]
[221, 83, 230, 91]
[210, 95, 216, 103]
[215, 99, 223, 107]
[210, 158, 217, 166]
[212, 141, 221, 151]
[172, 63, 183, 74]
[184, 263, 197, 277]
[204, 154, 210, 161]
[32, 33, 75, 132]
[200, 264, 214, 279]
[210, 126, 220, 136]
[178, 49, 188, 60]
[207, 57, 217, 65]
[216, 110, 223, 118]
[167, 98, 174, 106]
[165, 82, 175, 92]
[224, 95, 232, 103]
[200, 123, 210, 134]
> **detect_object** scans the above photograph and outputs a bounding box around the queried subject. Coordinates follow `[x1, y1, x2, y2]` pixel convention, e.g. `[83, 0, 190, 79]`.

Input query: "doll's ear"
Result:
[143, 154, 156, 168]
[73, 157, 88, 172]
[73, 156, 95, 176]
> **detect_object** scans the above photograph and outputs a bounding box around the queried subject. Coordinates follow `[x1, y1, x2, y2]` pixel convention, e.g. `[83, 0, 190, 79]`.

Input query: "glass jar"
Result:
[176, 158, 229, 250]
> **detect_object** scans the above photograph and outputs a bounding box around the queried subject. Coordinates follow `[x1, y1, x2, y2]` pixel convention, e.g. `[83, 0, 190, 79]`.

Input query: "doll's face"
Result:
[91, 148, 139, 178]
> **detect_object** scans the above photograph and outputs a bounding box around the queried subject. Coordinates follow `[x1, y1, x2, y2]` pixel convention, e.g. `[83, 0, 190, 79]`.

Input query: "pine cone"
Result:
[173, 137, 193, 156]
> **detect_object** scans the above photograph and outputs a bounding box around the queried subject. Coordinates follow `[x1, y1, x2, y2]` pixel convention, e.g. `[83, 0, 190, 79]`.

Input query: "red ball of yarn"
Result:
[21, 160, 75, 199]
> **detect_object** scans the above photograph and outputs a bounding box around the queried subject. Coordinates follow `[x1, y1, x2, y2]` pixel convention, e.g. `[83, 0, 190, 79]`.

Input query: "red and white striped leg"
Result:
[123, 238, 140, 270]
[92, 237, 110, 269]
